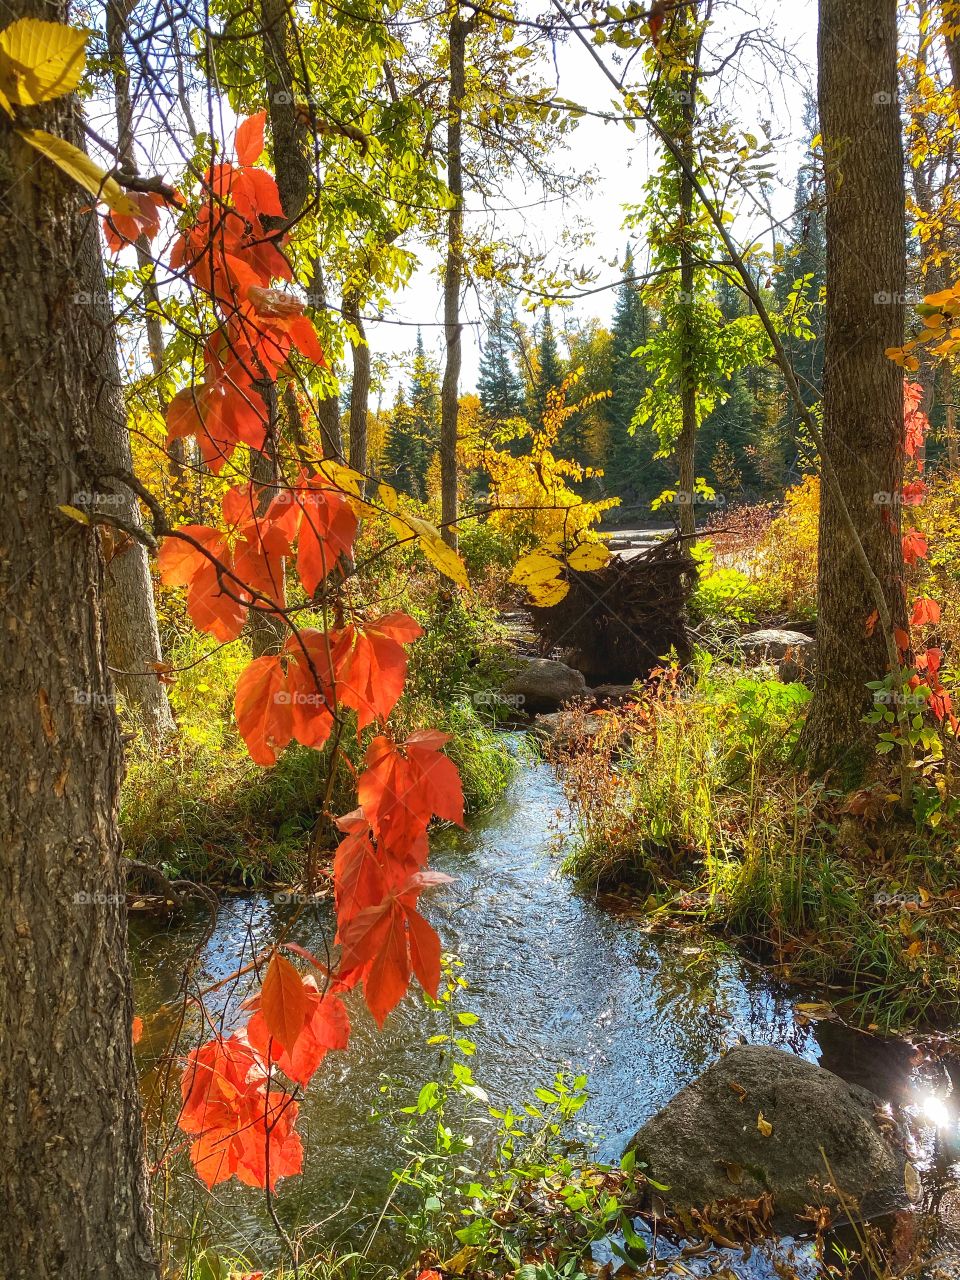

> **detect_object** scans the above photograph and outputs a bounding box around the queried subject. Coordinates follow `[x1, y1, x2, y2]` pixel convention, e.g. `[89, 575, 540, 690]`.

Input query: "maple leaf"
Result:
[104, 190, 165, 253]
[179, 1034, 303, 1189]
[333, 809, 389, 928]
[331, 611, 424, 728]
[157, 526, 247, 641]
[234, 655, 293, 765]
[235, 110, 267, 167]
[283, 629, 336, 749]
[338, 870, 452, 1026]
[294, 473, 358, 593]
[259, 952, 309, 1054]
[357, 730, 464, 859]
[910, 596, 941, 627]
[247, 974, 350, 1086]
[902, 529, 928, 566]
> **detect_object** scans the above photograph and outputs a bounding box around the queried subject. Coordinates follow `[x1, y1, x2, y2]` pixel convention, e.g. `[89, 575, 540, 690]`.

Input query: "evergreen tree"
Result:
[528, 312, 564, 425]
[477, 296, 524, 421]
[382, 331, 441, 498]
[603, 247, 670, 506]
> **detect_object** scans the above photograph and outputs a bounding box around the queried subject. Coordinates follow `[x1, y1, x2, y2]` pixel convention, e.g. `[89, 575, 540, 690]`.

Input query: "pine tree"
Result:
[603, 247, 670, 506]
[382, 331, 441, 499]
[528, 312, 564, 425]
[477, 296, 524, 422]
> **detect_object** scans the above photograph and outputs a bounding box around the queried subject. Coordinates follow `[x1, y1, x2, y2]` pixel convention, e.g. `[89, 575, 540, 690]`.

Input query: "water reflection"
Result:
[131, 757, 958, 1271]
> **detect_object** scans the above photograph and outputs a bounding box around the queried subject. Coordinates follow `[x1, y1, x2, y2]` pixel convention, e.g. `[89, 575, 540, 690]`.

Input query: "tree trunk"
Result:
[0, 44, 158, 1280]
[439, 6, 469, 549]
[103, 0, 176, 739]
[675, 48, 700, 540]
[344, 293, 371, 485]
[799, 0, 908, 768]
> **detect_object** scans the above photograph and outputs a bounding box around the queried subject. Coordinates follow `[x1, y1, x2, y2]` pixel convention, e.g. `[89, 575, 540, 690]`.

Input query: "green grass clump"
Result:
[556, 659, 960, 1031]
[122, 609, 515, 886]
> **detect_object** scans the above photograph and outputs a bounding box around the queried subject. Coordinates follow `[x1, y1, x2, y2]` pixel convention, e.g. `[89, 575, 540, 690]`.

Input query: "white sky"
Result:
[365, 0, 819, 396]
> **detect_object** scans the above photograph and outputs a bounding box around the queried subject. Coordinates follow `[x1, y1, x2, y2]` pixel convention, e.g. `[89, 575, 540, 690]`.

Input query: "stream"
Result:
[131, 749, 960, 1273]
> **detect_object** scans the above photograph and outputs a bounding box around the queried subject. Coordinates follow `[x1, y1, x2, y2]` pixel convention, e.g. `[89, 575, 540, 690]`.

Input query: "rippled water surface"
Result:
[131, 754, 960, 1270]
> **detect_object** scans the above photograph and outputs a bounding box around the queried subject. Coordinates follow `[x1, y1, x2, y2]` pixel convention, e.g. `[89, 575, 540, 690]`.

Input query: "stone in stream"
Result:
[732, 628, 816, 663]
[500, 657, 589, 713]
[628, 1045, 907, 1234]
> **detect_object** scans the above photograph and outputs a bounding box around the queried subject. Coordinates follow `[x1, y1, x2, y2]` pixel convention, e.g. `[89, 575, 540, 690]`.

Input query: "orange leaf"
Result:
[910, 597, 941, 628]
[235, 110, 267, 167]
[259, 952, 310, 1055]
[331, 611, 423, 728]
[247, 975, 349, 1085]
[234, 655, 293, 765]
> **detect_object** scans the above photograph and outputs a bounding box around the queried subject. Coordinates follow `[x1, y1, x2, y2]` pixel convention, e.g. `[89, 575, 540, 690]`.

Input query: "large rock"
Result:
[501, 658, 588, 713]
[628, 1045, 906, 1233]
[733, 628, 816, 663]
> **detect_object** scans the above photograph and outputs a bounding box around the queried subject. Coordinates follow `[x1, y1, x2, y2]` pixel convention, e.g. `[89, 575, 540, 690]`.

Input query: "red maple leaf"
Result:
[357, 730, 464, 858]
[246, 974, 350, 1086]
[331, 612, 424, 728]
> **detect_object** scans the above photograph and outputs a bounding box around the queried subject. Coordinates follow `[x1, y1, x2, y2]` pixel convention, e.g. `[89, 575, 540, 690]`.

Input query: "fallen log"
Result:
[528, 534, 697, 683]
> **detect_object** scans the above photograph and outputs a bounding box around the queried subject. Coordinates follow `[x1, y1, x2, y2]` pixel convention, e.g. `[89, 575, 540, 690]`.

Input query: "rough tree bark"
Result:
[344, 292, 371, 485]
[439, 5, 471, 550]
[798, 0, 909, 767]
[0, 18, 158, 1279]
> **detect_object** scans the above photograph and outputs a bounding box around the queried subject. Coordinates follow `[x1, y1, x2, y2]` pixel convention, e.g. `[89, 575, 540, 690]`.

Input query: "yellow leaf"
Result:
[18, 128, 139, 214]
[0, 18, 86, 111]
[58, 503, 90, 525]
[381, 494, 470, 589]
[794, 1000, 837, 1021]
[410, 516, 470, 589]
[567, 540, 611, 572]
[757, 1111, 773, 1137]
[377, 481, 399, 513]
[510, 550, 564, 588]
[528, 576, 569, 607]
[442, 1246, 480, 1276]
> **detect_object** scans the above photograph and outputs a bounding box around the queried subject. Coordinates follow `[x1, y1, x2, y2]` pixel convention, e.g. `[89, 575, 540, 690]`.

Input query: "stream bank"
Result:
[132, 750, 960, 1275]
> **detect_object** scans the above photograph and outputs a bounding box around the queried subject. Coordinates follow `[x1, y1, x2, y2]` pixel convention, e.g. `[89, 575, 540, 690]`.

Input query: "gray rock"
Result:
[628, 1045, 906, 1233]
[533, 710, 602, 745]
[501, 657, 588, 713]
[734, 628, 816, 663]
[591, 683, 639, 705]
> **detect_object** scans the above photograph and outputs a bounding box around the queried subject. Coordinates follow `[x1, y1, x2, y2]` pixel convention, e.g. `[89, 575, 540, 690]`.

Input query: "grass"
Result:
[121, 607, 517, 887]
[555, 659, 960, 1031]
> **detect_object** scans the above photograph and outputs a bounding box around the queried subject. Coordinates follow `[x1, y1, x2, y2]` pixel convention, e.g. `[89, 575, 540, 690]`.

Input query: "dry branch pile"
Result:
[529, 534, 697, 683]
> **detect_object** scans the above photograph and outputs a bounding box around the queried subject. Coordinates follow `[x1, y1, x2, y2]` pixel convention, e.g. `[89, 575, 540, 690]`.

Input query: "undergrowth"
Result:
[556, 659, 960, 1031]
[122, 594, 516, 885]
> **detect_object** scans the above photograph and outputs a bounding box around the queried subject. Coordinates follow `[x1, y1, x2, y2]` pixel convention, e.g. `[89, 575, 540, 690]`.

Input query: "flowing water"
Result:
[131, 750, 960, 1272]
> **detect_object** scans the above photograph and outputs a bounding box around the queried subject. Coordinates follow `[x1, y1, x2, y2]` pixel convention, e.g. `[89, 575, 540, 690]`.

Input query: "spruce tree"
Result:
[477, 296, 524, 422]
[528, 312, 564, 425]
[382, 331, 441, 498]
[603, 247, 670, 507]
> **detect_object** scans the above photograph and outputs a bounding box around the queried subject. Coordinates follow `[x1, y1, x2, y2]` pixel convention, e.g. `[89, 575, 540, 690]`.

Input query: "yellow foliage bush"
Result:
[460, 368, 618, 561]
